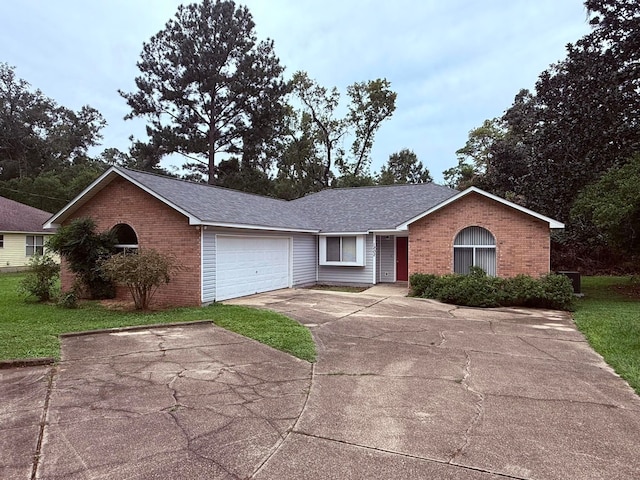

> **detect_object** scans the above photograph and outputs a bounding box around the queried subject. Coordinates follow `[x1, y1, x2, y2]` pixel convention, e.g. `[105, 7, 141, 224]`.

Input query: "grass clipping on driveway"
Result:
[0, 273, 315, 363]
[573, 276, 640, 395]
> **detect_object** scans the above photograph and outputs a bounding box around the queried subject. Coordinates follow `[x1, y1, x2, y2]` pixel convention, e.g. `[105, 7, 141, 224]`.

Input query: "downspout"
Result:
[372, 234, 377, 285]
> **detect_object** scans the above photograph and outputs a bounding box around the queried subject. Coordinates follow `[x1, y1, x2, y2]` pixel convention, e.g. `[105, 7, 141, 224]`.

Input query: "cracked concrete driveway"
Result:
[1, 289, 639, 479]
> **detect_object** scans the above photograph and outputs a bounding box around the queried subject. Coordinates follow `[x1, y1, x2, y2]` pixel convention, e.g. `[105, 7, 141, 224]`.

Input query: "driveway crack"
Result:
[249, 362, 315, 478]
[449, 350, 484, 464]
[30, 364, 56, 480]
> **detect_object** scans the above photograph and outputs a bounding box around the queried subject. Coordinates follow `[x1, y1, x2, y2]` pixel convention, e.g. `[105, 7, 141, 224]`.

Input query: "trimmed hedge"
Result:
[409, 267, 574, 310]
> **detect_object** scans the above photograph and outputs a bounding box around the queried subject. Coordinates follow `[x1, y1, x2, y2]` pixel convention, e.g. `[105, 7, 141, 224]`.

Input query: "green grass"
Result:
[573, 276, 640, 394]
[0, 273, 315, 362]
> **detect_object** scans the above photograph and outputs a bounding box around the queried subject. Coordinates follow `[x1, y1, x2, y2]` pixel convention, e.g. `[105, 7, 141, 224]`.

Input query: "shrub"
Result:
[57, 291, 78, 309]
[17, 253, 60, 302]
[500, 274, 544, 307]
[47, 217, 116, 299]
[100, 249, 181, 310]
[412, 269, 575, 311]
[409, 273, 437, 297]
[538, 274, 575, 310]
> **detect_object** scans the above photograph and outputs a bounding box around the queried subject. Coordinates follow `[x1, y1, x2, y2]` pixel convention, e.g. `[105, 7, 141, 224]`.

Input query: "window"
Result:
[112, 223, 138, 254]
[319, 235, 365, 266]
[26, 235, 44, 256]
[453, 226, 496, 276]
[0, 234, 3, 248]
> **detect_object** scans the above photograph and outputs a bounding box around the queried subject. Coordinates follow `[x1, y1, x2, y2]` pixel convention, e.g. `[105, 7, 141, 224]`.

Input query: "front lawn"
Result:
[573, 276, 640, 395]
[0, 273, 315, 362]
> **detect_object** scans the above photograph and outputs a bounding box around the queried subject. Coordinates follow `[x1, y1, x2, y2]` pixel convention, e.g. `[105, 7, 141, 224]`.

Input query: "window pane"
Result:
[26, 246, 34, 256]
[475, 248, 496, 276]
[326, 237, 341, 261]
[0, 234, 4, 248]
[35, 236, 44, 246]
[454, 226, 495, 246]
[342, 236, 357, 262]
[454, 248, 473, 274]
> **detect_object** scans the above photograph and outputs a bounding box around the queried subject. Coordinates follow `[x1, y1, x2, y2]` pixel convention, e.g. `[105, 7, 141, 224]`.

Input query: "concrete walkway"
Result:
[2, 289, 640, 479]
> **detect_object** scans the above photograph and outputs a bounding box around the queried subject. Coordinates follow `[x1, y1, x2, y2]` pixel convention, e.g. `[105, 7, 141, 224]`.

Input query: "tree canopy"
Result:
[119, 0, 288, 184]
[379, 149, 432, 185]
[0, 63, 105, 182]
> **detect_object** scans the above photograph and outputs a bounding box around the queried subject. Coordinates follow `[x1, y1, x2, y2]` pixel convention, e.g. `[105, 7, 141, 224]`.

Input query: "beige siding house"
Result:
[0, 196, 57, 271]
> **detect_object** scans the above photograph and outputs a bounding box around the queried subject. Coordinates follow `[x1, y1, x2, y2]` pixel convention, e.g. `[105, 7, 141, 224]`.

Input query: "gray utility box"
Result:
[557, 271, 581, 294]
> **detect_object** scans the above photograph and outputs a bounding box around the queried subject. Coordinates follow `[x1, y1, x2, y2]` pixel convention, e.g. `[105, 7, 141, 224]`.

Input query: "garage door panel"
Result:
[216, 236, 290, 301]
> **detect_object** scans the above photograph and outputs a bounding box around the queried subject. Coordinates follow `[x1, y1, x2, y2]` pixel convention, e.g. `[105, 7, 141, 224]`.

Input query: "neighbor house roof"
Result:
[45, 167, 564, 232]
[0, 196, 56, 233]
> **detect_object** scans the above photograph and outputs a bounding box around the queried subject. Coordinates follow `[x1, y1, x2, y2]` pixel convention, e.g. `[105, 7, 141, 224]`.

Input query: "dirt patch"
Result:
[307, 285, 369, 293]
[613, 283, 640, 299]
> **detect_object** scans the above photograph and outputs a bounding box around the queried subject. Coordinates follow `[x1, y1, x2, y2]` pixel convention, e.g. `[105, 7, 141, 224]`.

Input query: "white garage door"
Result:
[216, 236, 291, 301]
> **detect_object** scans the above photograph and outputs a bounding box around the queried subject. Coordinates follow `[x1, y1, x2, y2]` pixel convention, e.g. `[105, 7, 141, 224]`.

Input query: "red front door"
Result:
[396, 237, 408, 281]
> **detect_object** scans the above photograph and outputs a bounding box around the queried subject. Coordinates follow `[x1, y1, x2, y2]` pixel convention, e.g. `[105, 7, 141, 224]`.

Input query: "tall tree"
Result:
[290, 72, 397, 187]
[463, 0, 640, 221]
[572, 154, 640, 259]
[443, 118, 504, 189]
[379, 149, 432, 185]
[291, 71, 346, 188]
[119, 0, 288, 184]
[273, 108, 325, 199]
[0, 63, 104, 181]
[341, 79, 396, 177]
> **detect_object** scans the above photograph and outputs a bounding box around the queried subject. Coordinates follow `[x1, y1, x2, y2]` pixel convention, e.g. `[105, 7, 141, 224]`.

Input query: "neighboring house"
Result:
[45, 167, 564, 306]
[0, 196, 57, 271]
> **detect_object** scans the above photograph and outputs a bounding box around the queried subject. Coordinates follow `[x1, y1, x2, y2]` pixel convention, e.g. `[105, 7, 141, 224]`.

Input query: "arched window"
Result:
[453, 226, 496, 276]
[112, 223, 138, 254]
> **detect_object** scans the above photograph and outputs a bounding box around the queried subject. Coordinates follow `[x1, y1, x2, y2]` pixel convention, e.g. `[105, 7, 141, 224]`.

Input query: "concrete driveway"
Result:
[1, 289, 639, 479]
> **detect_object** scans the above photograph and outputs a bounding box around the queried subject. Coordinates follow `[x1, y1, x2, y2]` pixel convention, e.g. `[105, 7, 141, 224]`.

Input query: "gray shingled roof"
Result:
[118, 168, 458, 233]
[0, 196, 55, 233]
[120, 168, 319, 231]
[291, 183, 458, 232]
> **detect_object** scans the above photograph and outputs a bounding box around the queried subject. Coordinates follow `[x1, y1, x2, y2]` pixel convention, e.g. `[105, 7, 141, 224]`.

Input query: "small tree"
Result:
[100, 249, 180, 310]
[47, 218, 116, 299]
[17, 253, 60, 302]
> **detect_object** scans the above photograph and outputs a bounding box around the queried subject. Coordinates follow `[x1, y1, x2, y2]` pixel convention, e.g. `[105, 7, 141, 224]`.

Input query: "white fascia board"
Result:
[369, 229, 408, 235]
[199, 221, 318, 233]
[317, 231, 368, 236]
[396, 186, 565, 230]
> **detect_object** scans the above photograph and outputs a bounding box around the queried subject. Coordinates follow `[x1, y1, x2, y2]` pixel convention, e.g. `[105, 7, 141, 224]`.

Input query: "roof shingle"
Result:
[0, 196, 55, 233]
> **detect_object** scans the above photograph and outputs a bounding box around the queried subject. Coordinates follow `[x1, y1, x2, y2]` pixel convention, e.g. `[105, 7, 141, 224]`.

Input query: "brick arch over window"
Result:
[112, 223, 139, 253]
[453, 226, 496, 276]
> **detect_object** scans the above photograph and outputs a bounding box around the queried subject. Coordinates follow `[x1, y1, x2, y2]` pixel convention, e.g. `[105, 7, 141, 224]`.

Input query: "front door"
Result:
[396, 237, 408, 281]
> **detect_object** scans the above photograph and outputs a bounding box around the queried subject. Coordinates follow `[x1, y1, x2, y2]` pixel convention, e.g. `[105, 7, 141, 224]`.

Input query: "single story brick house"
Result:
[1, 196, 57, 272]
[45, 167, 563, 306]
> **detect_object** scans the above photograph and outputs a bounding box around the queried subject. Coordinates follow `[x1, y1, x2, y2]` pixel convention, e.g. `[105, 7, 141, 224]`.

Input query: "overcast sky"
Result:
[2, 1, 592, 182]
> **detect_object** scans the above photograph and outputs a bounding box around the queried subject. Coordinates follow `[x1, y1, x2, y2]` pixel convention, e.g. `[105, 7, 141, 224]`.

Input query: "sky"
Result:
[1, 1, 592, 182]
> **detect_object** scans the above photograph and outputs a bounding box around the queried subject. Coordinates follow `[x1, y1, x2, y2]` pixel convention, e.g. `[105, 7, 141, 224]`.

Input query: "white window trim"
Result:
[26, 235, 45, 256]
[319, 235, 366, 266]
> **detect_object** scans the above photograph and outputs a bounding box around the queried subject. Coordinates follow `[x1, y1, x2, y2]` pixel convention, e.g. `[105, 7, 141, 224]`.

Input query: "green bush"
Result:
[538, 274, 575, 310]
[17, 253, 60, 302]
[100, 249, 181, 310]
[47, 217, 116, 299]
[57, 291, 78, 309]
[409, 273, 437, 297]
[409, 269, 575, 311]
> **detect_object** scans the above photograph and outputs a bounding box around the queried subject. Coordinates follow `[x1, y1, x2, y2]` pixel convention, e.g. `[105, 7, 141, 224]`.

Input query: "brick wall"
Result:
[60, 177, 201, 307]
[408, 192, 551, 278]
